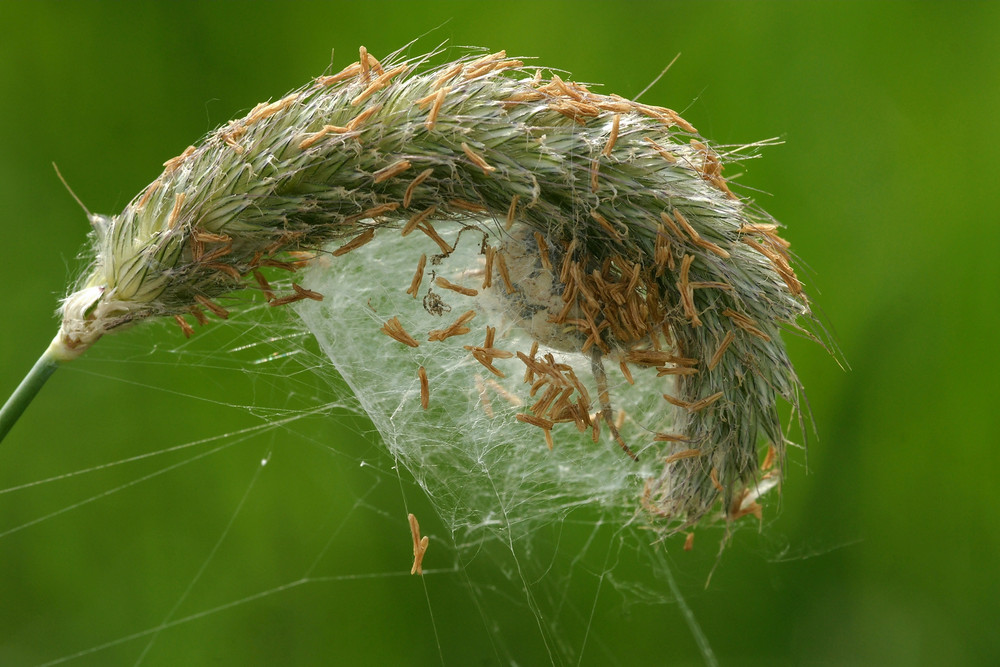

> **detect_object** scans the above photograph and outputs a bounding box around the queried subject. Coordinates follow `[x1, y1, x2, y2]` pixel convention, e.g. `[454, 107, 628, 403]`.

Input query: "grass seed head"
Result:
[53, 46, 814, 530]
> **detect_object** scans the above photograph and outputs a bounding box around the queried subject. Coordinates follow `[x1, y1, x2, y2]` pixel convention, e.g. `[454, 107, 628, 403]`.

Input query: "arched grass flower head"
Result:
[4, 46, 813, 533]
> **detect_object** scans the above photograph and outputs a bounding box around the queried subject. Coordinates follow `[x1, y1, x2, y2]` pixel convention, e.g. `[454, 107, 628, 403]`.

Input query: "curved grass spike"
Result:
[0, 46, 812, 528]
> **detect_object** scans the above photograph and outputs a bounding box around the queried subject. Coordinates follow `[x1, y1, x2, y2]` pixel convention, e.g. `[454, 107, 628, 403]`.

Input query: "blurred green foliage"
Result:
[0, 1, 997, 665]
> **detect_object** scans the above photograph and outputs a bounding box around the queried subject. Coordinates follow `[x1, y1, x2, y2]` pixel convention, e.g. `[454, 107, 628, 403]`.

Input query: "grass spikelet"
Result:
[3, 46, 817, 533]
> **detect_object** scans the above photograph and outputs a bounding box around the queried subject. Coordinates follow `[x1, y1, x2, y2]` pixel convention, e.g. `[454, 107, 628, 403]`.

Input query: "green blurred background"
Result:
[1, 1, 997, 665]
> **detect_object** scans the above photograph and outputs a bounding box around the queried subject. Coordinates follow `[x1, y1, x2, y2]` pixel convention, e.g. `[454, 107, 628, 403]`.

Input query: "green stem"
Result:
[0, 346, 60, 445]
